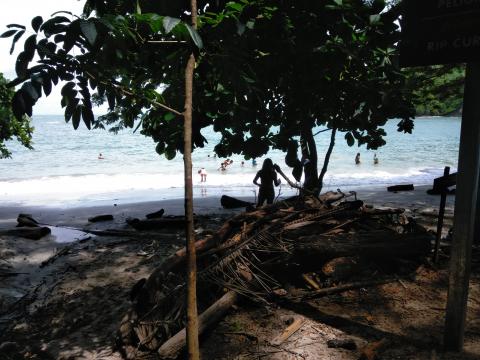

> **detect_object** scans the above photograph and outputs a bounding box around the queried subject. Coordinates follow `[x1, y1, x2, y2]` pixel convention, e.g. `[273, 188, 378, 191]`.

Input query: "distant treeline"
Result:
[405, 65, 465, 117]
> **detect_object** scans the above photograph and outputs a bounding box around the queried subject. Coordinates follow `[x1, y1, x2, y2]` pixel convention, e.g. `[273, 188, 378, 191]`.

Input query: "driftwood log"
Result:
[88, 214, 114, 222]
[157, 291, 237, 359]
[146, 209, 165, 219]
[16, 214, 39, 227]
[126, 217, 186, 230]
[220, 195, 253, 209]
[387, 184, 414, 192]
[293, 231, 432, 266]
[1, 227, 51, 240]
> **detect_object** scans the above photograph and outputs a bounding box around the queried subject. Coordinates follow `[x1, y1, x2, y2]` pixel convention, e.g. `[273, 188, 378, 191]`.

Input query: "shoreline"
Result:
[0, 184, 454, 230]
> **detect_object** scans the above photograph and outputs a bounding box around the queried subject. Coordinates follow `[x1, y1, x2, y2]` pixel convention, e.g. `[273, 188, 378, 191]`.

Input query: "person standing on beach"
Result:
[253, 158, 281, 206]
[198, 167, 207, 182]
[355, 153, 361, 165]
[373, 153, 379, 165]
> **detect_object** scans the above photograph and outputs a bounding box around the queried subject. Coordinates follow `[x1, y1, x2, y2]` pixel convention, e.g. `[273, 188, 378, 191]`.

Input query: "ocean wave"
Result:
[0, 166, 452, 206]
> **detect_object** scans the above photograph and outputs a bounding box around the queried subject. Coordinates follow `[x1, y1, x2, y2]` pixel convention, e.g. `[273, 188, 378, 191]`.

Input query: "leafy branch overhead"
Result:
[1, 9, 204, 132]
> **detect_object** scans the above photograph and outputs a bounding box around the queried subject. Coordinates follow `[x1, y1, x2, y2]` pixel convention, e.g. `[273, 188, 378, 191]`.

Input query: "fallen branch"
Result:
[301, 278, 396, 300]
[274, 166, 303, 191]
[157, 290, 237, 359]
[40, 246, 72, 268]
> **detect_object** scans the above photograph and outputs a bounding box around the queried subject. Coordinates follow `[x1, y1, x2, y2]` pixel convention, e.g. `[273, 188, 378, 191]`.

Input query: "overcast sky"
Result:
[0, 0, 91, 115]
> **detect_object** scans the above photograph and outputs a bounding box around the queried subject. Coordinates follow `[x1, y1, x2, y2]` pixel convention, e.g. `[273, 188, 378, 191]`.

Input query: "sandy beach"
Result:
[2, 185, 478, 360]
[0, 184, 455, 230]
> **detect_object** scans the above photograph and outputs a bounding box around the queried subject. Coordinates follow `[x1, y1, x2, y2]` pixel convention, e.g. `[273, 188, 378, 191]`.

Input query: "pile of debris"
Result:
[116, 193, 432, 359]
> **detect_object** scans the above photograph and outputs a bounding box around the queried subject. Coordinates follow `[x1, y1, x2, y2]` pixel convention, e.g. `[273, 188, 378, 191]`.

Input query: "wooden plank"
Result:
[433, 172, 457, 189]
[270, 316, 305, 346]
[444, 62, 480, 352]
[434, 166, 450, 263]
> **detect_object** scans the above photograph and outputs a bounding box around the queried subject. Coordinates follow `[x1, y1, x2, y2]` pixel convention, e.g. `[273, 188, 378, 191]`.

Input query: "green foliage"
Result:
[0, 73, 33, 158]
[405, 65, 465, 116]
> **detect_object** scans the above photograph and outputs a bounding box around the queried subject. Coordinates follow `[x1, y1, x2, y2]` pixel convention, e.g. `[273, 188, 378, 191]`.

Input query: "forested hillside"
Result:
[405, 65, 465, 117]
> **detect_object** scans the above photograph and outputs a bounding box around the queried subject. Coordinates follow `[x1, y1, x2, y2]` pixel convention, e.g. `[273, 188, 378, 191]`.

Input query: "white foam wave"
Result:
[0, 166, 449, 206]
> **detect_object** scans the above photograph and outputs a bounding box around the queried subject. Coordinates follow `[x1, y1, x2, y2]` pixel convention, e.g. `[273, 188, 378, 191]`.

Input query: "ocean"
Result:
[0, 115, 460, 207]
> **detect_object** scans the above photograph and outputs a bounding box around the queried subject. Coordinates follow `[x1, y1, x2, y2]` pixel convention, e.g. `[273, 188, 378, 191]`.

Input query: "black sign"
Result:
[401, 0, 480, 67]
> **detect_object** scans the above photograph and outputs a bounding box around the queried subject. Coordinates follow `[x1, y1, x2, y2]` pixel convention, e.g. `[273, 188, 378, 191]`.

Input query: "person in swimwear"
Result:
[253, 158, 281, 206]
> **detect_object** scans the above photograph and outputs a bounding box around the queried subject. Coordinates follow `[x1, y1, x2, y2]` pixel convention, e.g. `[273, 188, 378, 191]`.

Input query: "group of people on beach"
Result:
[355, 153, 379, 165]
[219, 159, 234, 171]
[198, 152, 382, 207]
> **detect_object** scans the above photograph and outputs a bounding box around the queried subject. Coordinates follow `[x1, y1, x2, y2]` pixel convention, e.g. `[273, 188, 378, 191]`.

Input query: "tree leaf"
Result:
[42, 76, 52, 96]
[164, 112, 175, 121]
[80, 20, 97, 46]
[40, 16, 70, 34]
[184, 24, 203, 49]
[106, 92, 116, 110]
[82, 106, 94, 130]
[165, 146, 176, 160]
[345, 132, 355, 146]
[63, 20, 80, 53]
[163, 16, 180, 34]
[15, 52, 29, 78]
[9, 29, 25, 54]
[23, 35, 37, 60]
[61, 82, 76, 97]
[7, 24, 26, 29]
[31, 16, 43, 32]
[0, 29, 17, 38]
[72, 105, 81, 129]
[11, 91, 26, 120]
[21, 82, 40, 102]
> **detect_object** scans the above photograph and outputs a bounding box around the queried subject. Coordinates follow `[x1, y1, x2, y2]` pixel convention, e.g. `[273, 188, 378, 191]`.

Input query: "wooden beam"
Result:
[444, 62, 480, 352]
[475, 175, 480, 244]
[434, 166, 450, 263]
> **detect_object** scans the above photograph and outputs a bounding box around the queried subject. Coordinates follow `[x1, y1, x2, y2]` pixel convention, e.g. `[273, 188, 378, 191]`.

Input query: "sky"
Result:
[0, 0, 98, 115]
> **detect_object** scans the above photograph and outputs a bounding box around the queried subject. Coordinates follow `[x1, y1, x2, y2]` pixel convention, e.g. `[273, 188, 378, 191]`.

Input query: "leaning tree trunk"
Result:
[317, 128, 337, 195]
[301, 127, 319, 194]
[183, 0, 199, 358]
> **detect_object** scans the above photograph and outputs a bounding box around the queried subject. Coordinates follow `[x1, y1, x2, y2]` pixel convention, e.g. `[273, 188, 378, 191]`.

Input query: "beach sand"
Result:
[1, 185, 478, 360]
[0, 184, 454, 230]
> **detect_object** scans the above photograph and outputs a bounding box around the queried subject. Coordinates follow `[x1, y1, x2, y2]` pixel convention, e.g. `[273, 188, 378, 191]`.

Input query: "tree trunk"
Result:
[184, 1, 199, 358]
[301, 127, 319, 194]
[317, 128, 337, 195]
[293, 230, 432, 268]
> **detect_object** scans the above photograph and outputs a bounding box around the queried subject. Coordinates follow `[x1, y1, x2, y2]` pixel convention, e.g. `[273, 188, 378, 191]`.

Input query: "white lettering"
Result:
[452, 36, 480, 48]
[426, 40, 449, 51]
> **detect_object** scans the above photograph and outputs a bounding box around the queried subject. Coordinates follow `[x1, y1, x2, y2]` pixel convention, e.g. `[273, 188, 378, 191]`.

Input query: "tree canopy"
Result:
[2, 0, 415, 193]
[0, 73, 33, 158]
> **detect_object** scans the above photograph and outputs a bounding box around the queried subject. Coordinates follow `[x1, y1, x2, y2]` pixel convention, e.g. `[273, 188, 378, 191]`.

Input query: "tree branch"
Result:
[85, 71, 183, 116]
[317, 128, 337, 194]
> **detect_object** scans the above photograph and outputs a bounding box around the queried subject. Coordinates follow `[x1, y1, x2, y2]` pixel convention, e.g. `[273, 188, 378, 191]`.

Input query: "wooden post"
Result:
[444, 62, 480, 352]
[184, 1, 199, 359]
[475, 176, 480, 244]
[434, 166, 450, 263]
